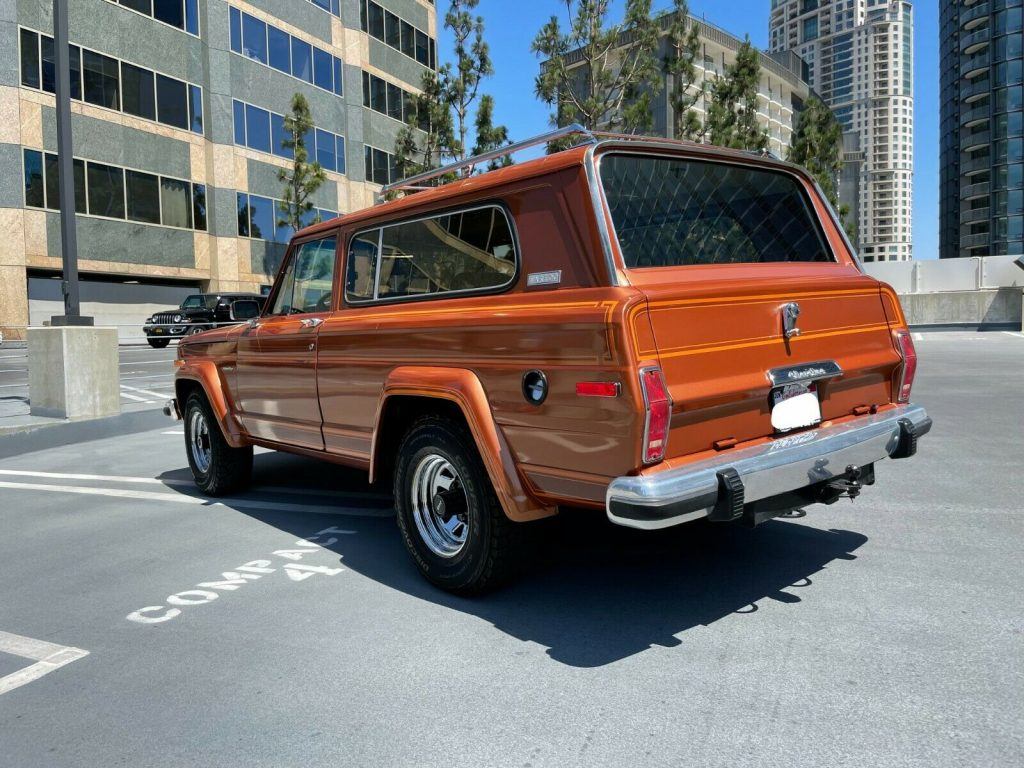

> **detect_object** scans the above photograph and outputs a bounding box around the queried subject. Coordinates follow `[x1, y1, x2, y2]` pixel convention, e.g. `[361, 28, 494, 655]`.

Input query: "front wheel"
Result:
[394, 416, 524, 594]
[183, 392, 252, 496]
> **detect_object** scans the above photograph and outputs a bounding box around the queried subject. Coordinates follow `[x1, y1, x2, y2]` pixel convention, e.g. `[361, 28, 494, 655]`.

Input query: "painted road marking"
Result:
[121, 383, 173, 399]
[162, 430, 185, 435]
[913, 332, 923, 341]
[0, 470, 391, 501]
[119, 373, 177, 382]
[119, 359, 176, 366]
[119, 390, 151, 403]
[0, 480, 392, 516]
[0, 631, 89, 696]
[1002, 331, 1024, 338]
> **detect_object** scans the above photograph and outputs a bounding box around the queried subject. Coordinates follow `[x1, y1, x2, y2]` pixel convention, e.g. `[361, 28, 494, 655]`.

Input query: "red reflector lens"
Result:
[640, 368, 671, 464]
[576, 382, 620, 397]
[894, 330, 917, 403]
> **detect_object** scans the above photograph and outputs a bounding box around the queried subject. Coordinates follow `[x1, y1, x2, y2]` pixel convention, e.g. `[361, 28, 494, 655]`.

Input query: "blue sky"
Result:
[437, 0, 939, 260]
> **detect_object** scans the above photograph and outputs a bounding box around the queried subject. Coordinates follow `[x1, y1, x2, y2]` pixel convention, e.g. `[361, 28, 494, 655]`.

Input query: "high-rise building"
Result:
[940, 1, 1024, 259]
[770, 0, 914, 262]
[557, 14, 815, 158]
[0, 0, 436, 336]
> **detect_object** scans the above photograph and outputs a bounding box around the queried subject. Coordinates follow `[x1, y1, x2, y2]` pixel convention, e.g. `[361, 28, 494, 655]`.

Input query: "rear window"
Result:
[600, 154, 832, 268]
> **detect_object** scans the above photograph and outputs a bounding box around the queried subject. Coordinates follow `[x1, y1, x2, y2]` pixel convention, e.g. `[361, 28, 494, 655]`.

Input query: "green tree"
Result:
[705, 39, 768, 151]
[446, 0, 492, 160]
[787, 95, 856, 240]
[276, 93, 325, 232]
[664, 0, 705, 141]
[393, 68, 459, 179]
[532, 0, 661, 136]
[471, 94, 512, 169]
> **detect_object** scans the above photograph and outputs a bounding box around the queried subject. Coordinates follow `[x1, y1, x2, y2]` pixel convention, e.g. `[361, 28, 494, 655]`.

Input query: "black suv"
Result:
[143, 293, 265, 348]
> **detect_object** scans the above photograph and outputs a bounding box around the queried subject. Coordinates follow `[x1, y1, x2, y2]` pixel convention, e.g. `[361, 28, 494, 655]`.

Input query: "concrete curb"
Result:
[0, 409, 171, 459]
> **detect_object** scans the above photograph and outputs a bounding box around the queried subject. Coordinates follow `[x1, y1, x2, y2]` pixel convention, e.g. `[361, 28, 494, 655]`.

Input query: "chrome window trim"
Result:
[343, 202, 521, 306]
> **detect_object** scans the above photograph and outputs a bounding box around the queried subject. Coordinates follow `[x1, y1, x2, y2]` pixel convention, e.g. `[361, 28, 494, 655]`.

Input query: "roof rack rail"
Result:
[379, 123, 595, 197]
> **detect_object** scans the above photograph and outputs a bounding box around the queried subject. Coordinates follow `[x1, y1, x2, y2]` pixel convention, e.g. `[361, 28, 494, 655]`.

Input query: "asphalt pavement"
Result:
[0, 331, 1021, 767]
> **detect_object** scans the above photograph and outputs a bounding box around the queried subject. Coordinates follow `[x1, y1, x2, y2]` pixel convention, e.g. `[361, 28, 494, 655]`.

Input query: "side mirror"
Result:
[231, 300, 261, 321]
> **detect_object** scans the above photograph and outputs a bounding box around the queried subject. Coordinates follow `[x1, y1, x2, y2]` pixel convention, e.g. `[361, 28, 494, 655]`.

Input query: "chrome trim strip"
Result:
[606, 404, 930, 530]
[767, 360, 843, 387]
[582, 142, 623, 287]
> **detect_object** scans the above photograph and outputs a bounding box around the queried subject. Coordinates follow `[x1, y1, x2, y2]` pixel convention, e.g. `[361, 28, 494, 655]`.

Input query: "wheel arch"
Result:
[174, 362, 248, 448]
[371, 367, 557, 523]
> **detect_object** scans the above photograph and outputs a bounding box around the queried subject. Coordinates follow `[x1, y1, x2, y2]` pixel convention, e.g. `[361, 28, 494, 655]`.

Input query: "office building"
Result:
[0, 0, 436, 335]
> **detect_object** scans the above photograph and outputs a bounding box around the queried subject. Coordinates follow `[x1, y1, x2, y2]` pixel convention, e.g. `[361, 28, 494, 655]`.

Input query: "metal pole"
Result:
[51, 0, 91, 326]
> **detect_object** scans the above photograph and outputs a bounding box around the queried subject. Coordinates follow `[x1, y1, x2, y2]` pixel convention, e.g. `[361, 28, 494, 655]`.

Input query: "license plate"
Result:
[770, 382, 821, 433]
[152, 328, 163, 334]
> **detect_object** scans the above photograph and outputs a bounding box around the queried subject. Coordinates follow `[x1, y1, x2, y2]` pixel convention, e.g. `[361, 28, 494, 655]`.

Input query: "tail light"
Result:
[639, 367, 672, 464]
[893, 330, 917, 403]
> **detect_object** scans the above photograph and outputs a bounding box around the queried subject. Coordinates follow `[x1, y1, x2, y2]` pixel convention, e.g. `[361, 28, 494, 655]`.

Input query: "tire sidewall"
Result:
[183, 393, 213, 488]
[395, 422, 494, 590]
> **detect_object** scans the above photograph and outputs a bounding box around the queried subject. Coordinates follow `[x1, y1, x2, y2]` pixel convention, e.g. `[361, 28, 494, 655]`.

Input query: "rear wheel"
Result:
[183, 392, 252, 496]
[394, 416, 523, 594]
[147, 338, 169, 348]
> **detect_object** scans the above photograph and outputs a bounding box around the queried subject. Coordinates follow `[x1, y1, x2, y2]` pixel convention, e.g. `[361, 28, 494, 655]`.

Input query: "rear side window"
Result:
[345, 205, 517, 303]
[600, 154, 832, 268]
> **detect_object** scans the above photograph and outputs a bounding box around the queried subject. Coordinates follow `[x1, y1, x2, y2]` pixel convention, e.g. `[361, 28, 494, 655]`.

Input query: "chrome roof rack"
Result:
[379, 123, 595, 197]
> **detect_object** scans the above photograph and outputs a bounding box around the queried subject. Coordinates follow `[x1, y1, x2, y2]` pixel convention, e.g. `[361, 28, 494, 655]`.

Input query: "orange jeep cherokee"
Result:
[167, 127, 931, 594]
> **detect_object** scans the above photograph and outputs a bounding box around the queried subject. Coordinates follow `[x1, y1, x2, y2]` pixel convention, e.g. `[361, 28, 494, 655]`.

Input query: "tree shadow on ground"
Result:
[158, 451, 867, 668]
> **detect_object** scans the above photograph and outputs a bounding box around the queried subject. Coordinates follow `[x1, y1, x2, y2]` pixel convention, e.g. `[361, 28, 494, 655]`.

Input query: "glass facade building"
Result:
[940, 0, 1024, 259]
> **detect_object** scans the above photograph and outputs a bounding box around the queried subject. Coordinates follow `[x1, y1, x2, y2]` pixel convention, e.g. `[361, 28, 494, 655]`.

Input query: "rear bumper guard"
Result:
[163, 398, 182, 421]
[606, 404, 932, 530]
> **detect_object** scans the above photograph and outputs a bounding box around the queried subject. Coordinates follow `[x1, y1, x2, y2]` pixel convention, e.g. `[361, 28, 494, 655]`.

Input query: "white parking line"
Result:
[162, 430, 185, 435]
[0, 470, 390, 501]
[0, 480, 392, 516]
[119, 390, 151, 403]
[1002, 331, 1024, 338]
[913, 332, 923, 341]
[0, 631, 89, 696]
[121, 383, 172, 400]
[119, 359, 176, 366]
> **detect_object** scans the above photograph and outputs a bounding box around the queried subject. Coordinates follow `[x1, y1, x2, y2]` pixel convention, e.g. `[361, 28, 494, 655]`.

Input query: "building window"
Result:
[232, 99, 346, 174]
[102, 0, 199, 37]
[364, 145, 396, 186]
[361, 71, 420, 125]
[23, 148, 207, 231]
[229, 8, 344, 96]
[358, 0, 436, 68]
[19, 27, 203, 135]
[236, 192, 336, 242]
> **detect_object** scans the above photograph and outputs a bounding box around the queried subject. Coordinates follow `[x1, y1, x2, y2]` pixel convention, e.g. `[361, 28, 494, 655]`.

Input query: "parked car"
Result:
[165, 126, 931, 594]
[143, 293, 264, 348]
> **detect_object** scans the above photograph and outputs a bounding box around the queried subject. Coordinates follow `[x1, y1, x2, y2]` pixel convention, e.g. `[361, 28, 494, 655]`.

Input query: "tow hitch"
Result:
[817, 464, 875, 505]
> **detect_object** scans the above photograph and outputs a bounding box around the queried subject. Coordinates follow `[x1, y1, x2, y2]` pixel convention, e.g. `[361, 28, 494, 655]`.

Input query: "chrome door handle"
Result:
[300, 317, 324, 328]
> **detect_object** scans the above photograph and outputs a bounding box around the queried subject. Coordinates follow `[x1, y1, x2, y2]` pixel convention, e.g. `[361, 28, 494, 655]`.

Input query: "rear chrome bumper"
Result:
[606, 404, 932, 530]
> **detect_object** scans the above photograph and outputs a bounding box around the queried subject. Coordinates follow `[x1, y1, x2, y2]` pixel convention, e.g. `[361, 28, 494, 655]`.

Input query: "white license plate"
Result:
[770, 382, 821, 433]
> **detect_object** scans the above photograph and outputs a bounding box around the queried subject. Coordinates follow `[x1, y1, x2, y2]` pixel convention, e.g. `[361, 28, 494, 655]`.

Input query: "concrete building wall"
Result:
[770, 0, 914, 263]
[0, 0, 436, 339]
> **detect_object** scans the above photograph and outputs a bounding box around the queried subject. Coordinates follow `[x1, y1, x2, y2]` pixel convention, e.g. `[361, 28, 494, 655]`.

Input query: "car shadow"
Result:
[158, 452, 868, 668]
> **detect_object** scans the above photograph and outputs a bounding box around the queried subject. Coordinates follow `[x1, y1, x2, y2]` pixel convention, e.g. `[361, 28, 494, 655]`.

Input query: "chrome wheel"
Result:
[411, 453, 469, 558]
[188, 408, 212, 474]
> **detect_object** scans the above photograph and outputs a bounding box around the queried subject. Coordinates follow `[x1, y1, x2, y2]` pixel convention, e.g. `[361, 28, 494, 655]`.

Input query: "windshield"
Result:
[180, 294, 218, 309]
[599, 154, 833, 268]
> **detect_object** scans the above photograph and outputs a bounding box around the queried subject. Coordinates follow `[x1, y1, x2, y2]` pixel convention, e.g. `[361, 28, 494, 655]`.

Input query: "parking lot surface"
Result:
[0, 332, 1022, 767]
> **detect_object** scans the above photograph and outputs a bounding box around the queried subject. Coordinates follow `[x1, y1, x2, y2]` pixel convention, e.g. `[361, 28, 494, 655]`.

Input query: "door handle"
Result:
[300, 317, 324, 328]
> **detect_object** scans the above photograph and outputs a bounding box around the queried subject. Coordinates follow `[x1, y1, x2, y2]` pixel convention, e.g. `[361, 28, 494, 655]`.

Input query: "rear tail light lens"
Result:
[894, 330, 917, 403]
[640, 367, 671, 464]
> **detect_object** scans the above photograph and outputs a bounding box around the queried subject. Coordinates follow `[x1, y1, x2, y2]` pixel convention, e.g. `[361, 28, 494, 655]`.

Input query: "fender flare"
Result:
[371, 366, 557, 523]
[174, 360, 247, 448]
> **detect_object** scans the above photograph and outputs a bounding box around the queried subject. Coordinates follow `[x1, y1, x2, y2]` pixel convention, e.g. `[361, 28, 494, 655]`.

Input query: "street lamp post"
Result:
[49, 0, 92, 327]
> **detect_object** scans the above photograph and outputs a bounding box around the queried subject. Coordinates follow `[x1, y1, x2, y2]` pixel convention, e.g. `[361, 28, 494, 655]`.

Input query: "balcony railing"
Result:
[960, 104, 991, 126]
[960, 28, 991, 54]
[960, 232, 990, 249]
[961, 130, 991, 152]
[961, 180, 990, 198]
[960, 206, 991, 224]
[960, 156, 992, 175]
[961, 50, 991, 77]
[961, 77, 991, 102]
[960, 2, 990, 28]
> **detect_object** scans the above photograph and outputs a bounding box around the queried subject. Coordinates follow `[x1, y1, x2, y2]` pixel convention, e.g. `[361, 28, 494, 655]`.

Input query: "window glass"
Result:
[181, 295, 204, 308]
[288, 237, 337, 313]
[230, 7, 242, 53]
[20, 29, 40, 89]
[333, 57, 343, 96]
[387, 82, 402, 120]
[270, 252, 298, 315]
[121, 62, 156, 120]
[346, 229, 379, 302]
[87, 162, 126, 219]
[232, 100, 246, 145]
[368, 2, 385, 39]
[385, 11, 400, 46]
[272, 113, 292, 159]
[82, 49, 120, 109]
[370, 75, 386, 111]
[184, 0, 199, 35]
[188, 84, 203, 133]
[375, 207, 516, 300]
[245, 104, 271, 153]
[313, 47, 333, 91]
[600, 155, 831, 267]
[153, 0, 184, 29]
[23, 149, 44, 208]
[316, 128, 336, 171]
[161, 177, 192, 228]
[242, 13, 267, 63]
[291, 38, 312, 83]
[400, 21, 415, 57]
[268, 26, 290, 74]
[415, 30, 429, 66]
[192, 183, 207, 231]
[126, 170, 161, 224]
[69, 44, 82, 99]
[156, 74, 188, 129]
[40, 35, 56, 93]
[237, 193, 250, 237]
[43, 154, 86, 213]
[248, 194, 274, 240]
[336, 135, 346, 175]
